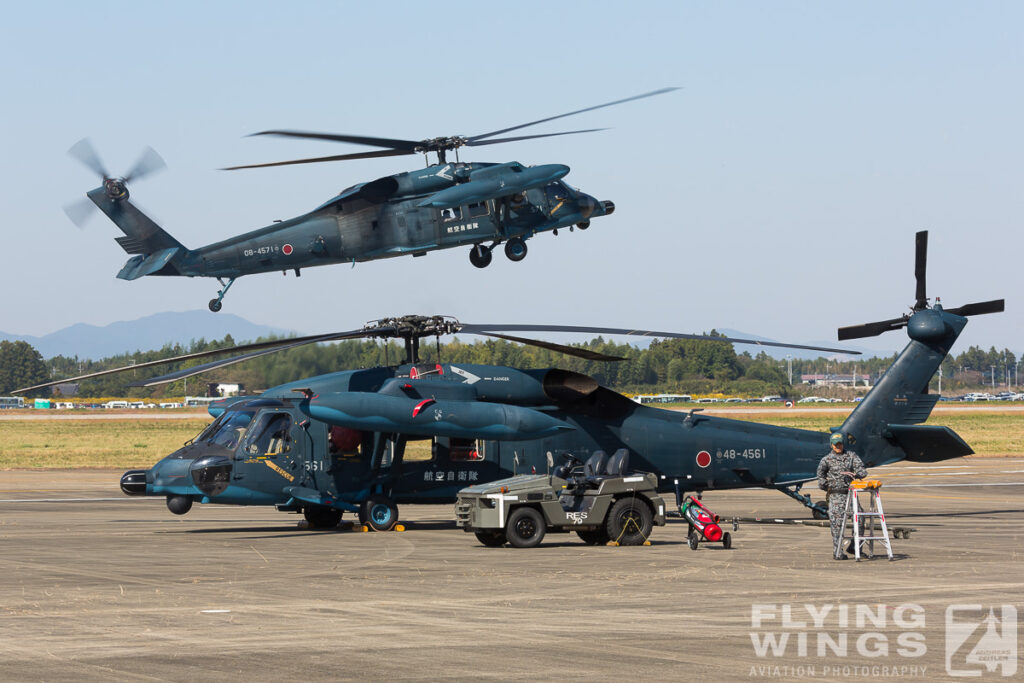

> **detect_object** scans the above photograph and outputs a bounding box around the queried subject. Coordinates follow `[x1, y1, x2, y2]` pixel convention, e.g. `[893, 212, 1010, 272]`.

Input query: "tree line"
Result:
[1, 335, 1018, 398]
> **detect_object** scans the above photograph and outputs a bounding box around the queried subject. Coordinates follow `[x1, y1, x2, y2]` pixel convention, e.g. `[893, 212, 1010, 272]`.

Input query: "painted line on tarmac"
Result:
[885, 482, 1024, 488]
[0, 497, 162, 503]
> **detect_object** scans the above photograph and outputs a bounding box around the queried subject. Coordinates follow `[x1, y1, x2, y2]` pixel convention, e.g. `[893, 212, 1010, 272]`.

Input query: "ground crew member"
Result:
[817, 432, 867, 560]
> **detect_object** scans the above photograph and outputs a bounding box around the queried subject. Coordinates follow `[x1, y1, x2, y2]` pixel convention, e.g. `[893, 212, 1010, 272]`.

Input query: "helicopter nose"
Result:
[120, 469, 149, 495]
[601, 200, 615, 215]
[578, 194, 597, 218]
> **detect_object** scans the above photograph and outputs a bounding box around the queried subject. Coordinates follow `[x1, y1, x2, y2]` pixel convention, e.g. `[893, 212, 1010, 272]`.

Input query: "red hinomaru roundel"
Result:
[696, 450, 712, 468]
[282, 243, 294, 255]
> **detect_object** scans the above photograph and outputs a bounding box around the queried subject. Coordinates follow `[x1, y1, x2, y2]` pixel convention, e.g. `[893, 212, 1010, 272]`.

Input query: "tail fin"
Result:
[87, 185, 187, 279]
[839, 308, 971, 466]
[836, 230, 1004, 467]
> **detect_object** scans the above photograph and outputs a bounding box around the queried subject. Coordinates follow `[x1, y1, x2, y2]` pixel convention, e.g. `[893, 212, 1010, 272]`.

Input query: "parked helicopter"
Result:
[64, 89, 675, 312]
[18, 233, 1003, 531]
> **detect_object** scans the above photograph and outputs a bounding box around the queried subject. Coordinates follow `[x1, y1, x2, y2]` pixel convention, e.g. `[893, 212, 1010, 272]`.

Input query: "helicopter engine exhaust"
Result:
[602, 200, 615, 215]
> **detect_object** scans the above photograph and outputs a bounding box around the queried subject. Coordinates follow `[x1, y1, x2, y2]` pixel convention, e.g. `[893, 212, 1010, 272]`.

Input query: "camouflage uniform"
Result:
[817, 448, 867, 558]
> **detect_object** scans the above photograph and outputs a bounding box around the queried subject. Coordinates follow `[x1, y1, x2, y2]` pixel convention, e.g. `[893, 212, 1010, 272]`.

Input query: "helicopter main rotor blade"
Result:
[124, 146, 167, 183]
[12, 328, 382, 394]
[465, 129, 607, 147]
[221, 148, 410, 171]
[472, 332, 626, 362]
[67, 138, 109, 179]
[467, 88, 679, 143]
[914, 230, 928, 310]
[250, 130, 423, 151]
[836, 317, 909, 341]
[944, 299, 1005, 318]
[460, 323, 860, 356]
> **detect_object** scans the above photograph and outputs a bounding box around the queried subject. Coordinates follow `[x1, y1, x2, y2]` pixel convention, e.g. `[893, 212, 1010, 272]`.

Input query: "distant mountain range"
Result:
[0, 311, 295, 360]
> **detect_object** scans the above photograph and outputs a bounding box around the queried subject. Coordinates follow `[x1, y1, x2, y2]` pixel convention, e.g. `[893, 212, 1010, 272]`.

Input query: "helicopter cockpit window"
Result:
[240, 413, 292, 457]
[466, 201, 489, 218]
[545, 183, 570, 202]
[206, 410, 257, 451]
[441, 207, 461, 221]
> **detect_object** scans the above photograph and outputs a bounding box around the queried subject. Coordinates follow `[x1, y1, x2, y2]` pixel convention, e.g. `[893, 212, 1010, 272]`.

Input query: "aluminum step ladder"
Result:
[837, 479, 893, 561]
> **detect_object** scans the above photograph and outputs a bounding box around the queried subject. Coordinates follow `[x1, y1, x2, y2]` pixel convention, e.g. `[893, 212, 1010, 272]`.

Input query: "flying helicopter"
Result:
[64, 89, 675, 312]
[18, 233, 1003, 533]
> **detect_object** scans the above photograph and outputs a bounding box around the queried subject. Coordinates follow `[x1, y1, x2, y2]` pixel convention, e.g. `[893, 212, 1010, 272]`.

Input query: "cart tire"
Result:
[722, 532, 732, 549]
[576, 529, 609, 545]
[506, 507, 545, 548]
[605, 498, 653, 546]
[688, 530, 700, 550]
[474, 530, 506, 547]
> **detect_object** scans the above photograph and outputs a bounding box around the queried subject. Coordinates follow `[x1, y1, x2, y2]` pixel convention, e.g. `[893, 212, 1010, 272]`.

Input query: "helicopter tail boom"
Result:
[85, 186, 188, 279]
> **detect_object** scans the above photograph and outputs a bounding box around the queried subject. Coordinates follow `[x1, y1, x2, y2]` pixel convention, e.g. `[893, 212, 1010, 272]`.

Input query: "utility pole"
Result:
[991, 365, 996, 391]
[786, 355, 793, 385]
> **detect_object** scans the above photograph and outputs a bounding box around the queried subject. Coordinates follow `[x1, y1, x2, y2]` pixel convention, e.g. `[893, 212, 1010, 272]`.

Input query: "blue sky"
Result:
[1, 2, 1020, 357]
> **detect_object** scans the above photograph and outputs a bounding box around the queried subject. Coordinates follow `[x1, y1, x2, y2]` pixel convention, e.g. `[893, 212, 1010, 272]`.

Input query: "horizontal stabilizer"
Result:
[116, 247, 180, 280]
[886, 424, 973, 462]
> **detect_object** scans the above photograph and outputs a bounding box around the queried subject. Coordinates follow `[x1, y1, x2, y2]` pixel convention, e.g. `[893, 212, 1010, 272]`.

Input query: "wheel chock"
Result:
[606, 541, 620, 547]
[643, 540, 651, 546]
[394, 524, 406, 532]
[359, 525, 370, 532]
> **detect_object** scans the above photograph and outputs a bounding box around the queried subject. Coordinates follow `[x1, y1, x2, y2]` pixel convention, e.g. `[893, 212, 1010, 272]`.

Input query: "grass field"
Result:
[0, 408, 1020, 469]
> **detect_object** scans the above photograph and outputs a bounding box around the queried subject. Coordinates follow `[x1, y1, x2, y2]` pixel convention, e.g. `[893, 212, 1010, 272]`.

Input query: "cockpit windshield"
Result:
[205, 410, 257, 450]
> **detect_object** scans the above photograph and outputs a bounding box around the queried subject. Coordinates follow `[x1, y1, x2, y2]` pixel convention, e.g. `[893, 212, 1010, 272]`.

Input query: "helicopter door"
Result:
[390, 436, 499, 502]
[235, 411, 299, 487]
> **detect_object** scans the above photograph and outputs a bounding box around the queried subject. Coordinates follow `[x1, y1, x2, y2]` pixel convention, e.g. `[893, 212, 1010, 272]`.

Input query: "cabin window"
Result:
[466, 201, 489, 218]
[441, 207, 461, 221]
[328, 426, 365, 458]
[240, 413, 292, 457]
[450, 438, 483, 461]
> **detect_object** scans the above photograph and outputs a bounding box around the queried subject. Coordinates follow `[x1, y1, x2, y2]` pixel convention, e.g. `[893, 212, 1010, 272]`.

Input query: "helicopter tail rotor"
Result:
[838, 230, 1005, 341]
[63, 138, 166, 227]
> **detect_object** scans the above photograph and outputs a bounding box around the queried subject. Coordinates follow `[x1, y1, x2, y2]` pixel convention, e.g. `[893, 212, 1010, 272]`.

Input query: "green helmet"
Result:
[830, 433, 844, 445]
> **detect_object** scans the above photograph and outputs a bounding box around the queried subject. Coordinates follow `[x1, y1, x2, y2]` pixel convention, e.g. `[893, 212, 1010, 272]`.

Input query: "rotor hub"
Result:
[104, 177, 128, 200]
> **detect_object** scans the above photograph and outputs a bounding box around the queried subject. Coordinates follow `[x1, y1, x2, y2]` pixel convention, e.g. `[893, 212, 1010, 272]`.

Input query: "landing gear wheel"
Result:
[576, 220, 590, 230]
[504, 237, 528, 262]
[303, 505, 342, 529]
[474, 530, 506, 547]
[506, 507, 545, 548]
[360, 494, 399, 531]
[688, 530, 700, 550]
[812, 501, 828, 520]
[722, 532, 732, 549]
[469, 244, 492, 268]
[605, 498, 653, 546]
[576, 529, 609, 545]
[208, 299, 223, 313]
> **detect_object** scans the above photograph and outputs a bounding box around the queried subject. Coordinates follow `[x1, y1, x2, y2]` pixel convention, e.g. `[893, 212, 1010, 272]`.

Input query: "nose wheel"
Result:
[208, 277, 236, 313]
